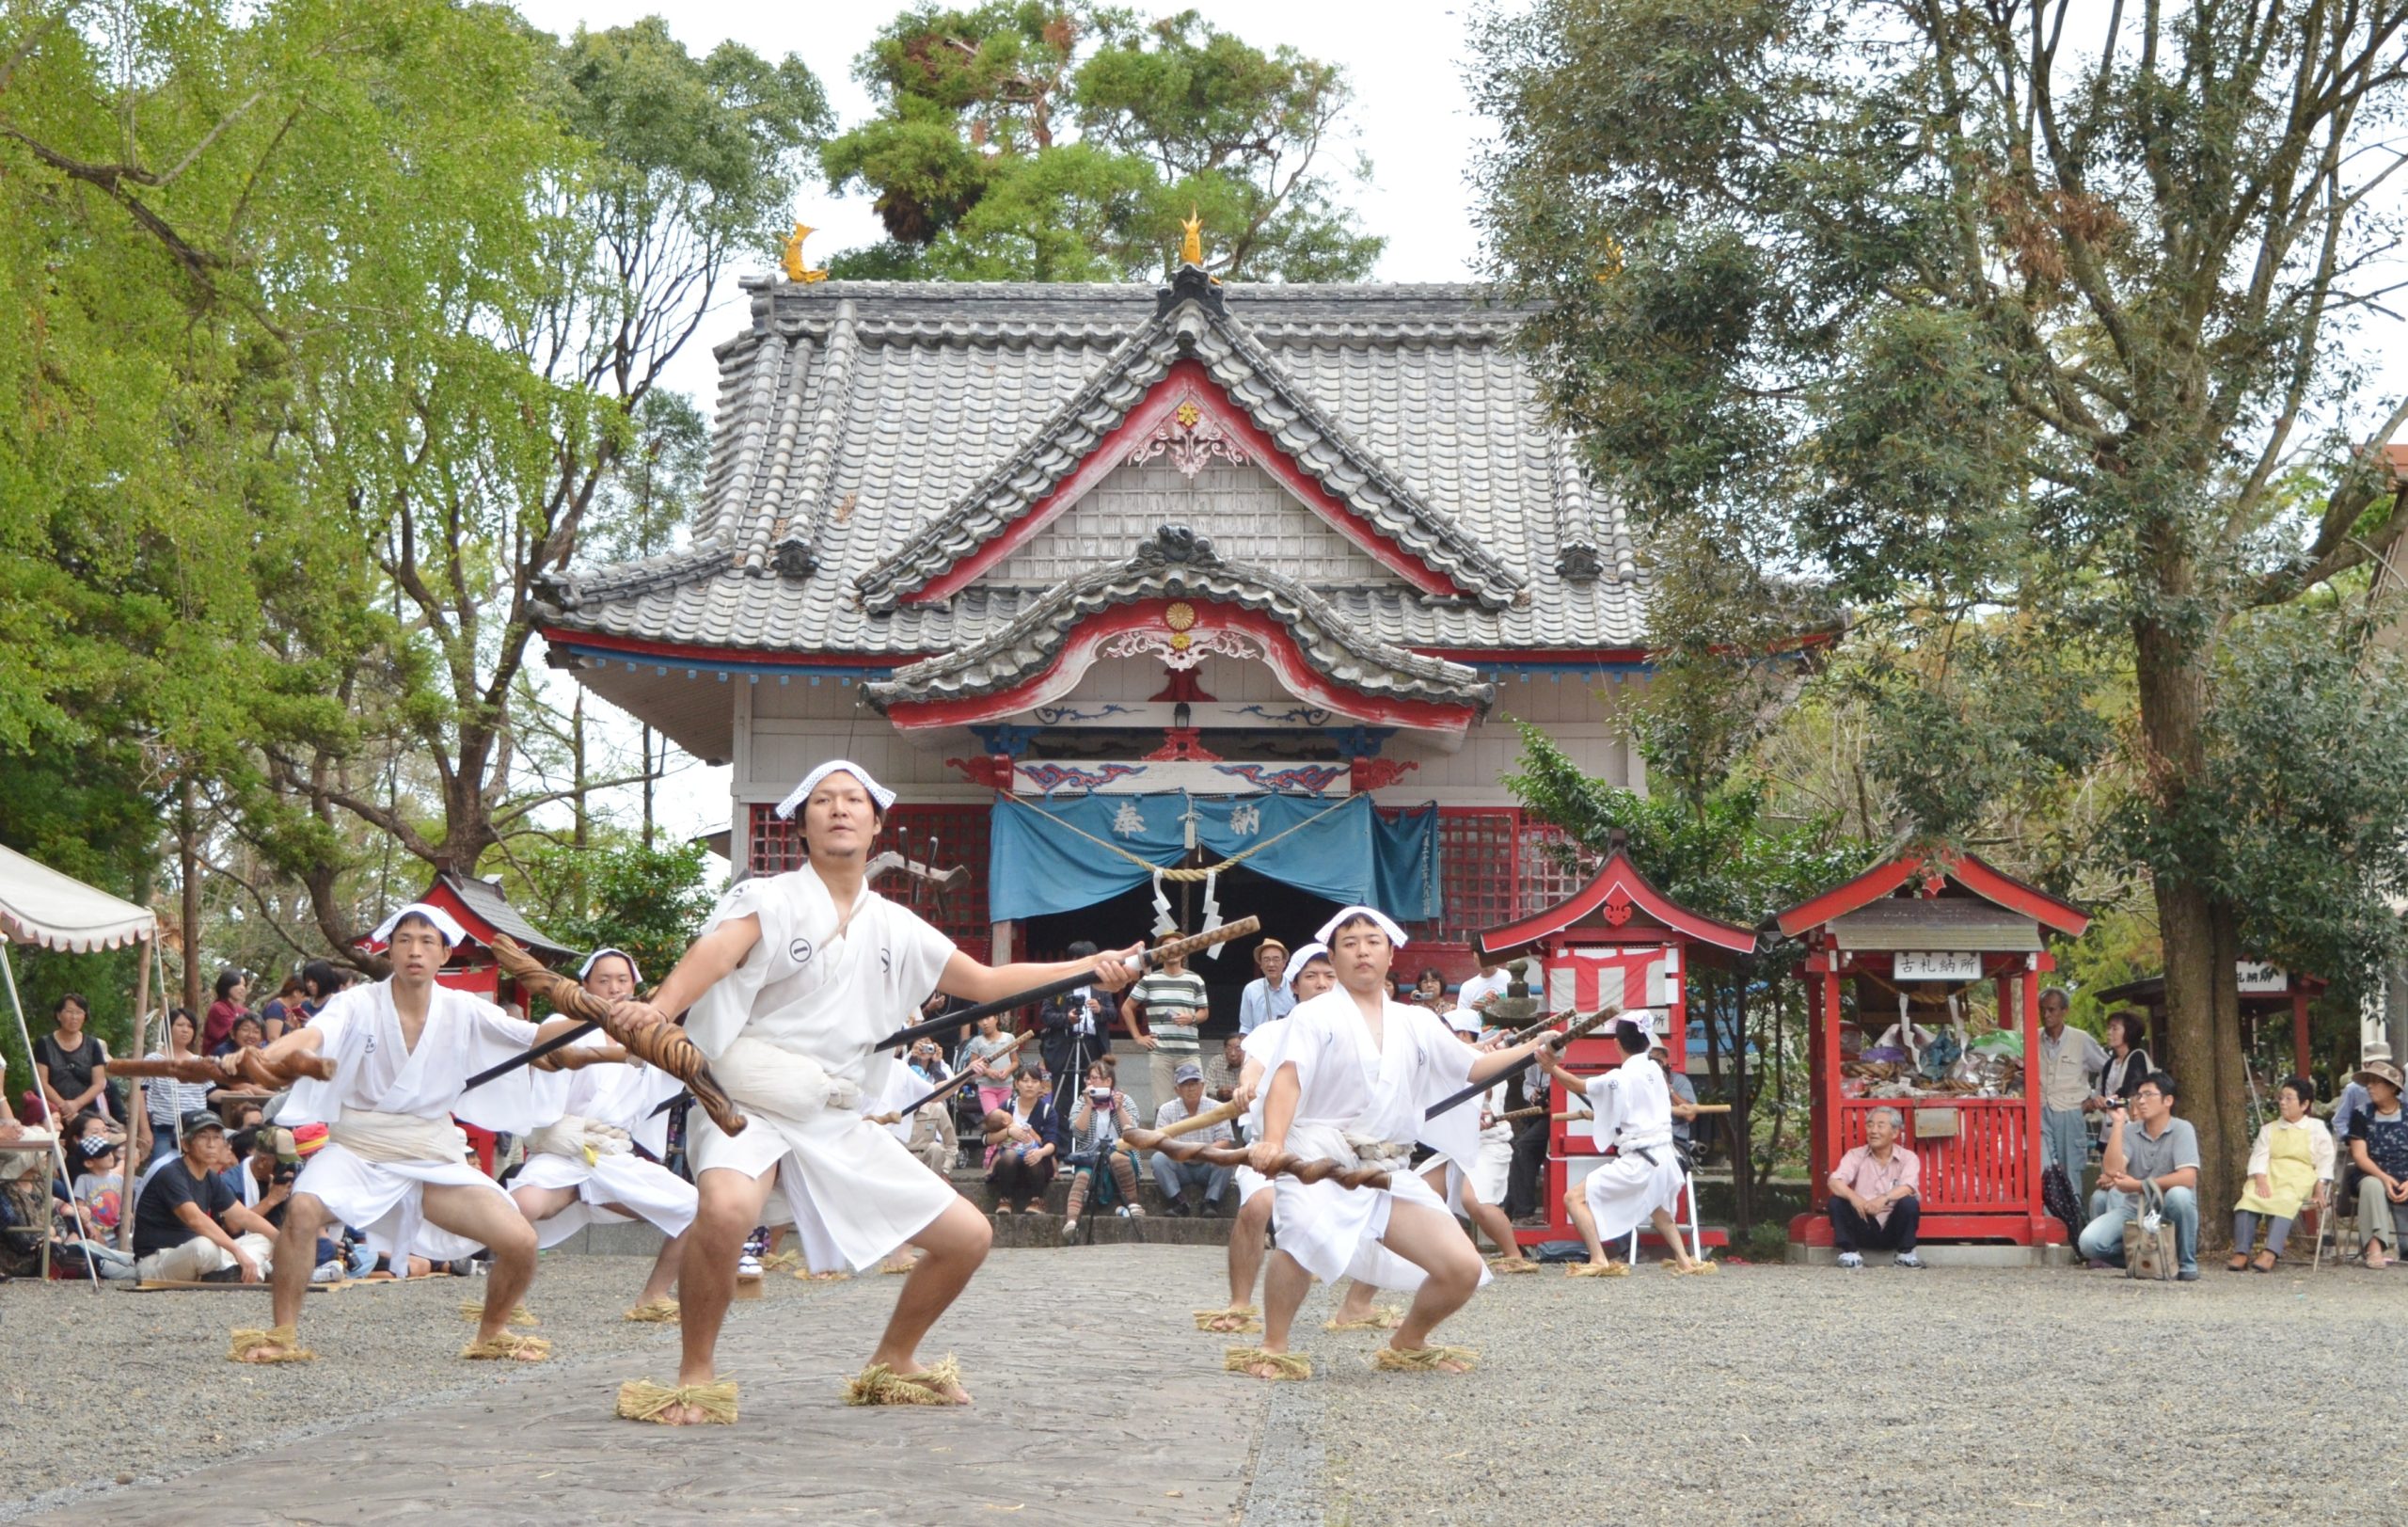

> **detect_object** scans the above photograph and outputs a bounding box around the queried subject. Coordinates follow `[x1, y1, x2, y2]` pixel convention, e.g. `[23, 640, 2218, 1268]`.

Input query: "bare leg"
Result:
[1461, 1181, 1519, 1258]
[1252, 1248, 1314, 1374]
[510, 1184, 578, 1224]
[1566, 1183, 1617, 1266]
[673, 1165, 778, 1414]
[240, 1190, 326, 1360]
[1650, 1207, 1698, 1270]
[1374, 1199, 1485, 1367]
[421, 1182, 542, 1350]
[1225, 1192, 1272, 1310]
[866, 1196, 992, 1402]
[1331, 1279, 1384, 1324]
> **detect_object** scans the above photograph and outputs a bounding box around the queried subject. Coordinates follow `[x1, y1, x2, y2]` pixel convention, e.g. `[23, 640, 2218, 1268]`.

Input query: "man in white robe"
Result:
[232, 905, 581, 1363]
[1553, 1019, 1707, 1276]
[1236, 909, 1559, 1378]
[609, 760, 1137, 1420]
[506, 949, 696, 1320]
[1421, 1010, 1530, 1269]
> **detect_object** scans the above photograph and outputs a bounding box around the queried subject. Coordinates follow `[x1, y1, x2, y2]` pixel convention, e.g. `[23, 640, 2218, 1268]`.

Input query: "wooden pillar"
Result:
[990, 919, 1013, 966]
[121, 936, 153, 1257]
[2022, 957, 2045, 1233]
[1814, 956, 1842, 1211]
[2292, 990, 2311, 1077]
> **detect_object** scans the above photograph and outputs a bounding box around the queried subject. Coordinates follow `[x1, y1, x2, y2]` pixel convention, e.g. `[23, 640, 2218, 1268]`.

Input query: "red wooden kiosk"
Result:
[356, 871, 578, 1173]
[2091, 962, 2324, 1079]
[1777, 851, 2090, 1250]
[1473, 843, 1759, 1253]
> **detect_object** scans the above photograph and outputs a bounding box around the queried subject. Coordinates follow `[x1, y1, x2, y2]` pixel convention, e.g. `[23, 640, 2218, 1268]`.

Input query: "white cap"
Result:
[367, 902, 467, 949]
[775, 759, 896, 819]
[1444, 1008, 1482, 1036]
[1281, 943, 1329, 993]
[578, 947, 642, 985]
[1314, 905, 1408, 948]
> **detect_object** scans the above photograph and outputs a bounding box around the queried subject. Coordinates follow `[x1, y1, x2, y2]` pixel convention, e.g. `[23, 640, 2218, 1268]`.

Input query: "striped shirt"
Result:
[141, 1053, 214, 1126]
[1133, 970, 1208, 1054]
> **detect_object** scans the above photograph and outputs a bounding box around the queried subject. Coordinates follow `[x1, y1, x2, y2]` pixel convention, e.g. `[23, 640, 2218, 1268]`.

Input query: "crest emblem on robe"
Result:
[790, 938, 815, 967]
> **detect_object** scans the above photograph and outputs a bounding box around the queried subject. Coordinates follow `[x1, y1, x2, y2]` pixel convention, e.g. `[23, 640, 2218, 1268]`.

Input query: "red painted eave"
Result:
[1474, 850, 1758, 957]
[1772, 851, 2090, 942]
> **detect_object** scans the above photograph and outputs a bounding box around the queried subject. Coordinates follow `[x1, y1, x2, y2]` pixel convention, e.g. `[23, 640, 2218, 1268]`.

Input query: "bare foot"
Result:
[235, 1343, 294, 1364]
[1387, 1344, 1472, 1374]
[885, 1361, 971, 1404]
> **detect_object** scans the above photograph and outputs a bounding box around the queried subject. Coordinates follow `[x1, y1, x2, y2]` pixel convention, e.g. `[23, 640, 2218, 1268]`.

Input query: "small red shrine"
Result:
[1474, 842, 1758, 1252]
[1776, 851, 2090, 1250]
[2092, 962, 2324, 1080]
[355, 870, 578, 1005]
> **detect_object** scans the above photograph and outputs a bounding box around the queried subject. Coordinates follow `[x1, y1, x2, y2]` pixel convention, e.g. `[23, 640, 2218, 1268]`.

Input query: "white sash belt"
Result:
[528, 1114, 633, 1164]
[714, 1037, 863, 1123]
[329, 1109, 462, 1165]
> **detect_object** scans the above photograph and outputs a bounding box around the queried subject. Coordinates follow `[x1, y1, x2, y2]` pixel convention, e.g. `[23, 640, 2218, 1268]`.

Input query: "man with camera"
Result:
[2076, 1072, 2201, 1280]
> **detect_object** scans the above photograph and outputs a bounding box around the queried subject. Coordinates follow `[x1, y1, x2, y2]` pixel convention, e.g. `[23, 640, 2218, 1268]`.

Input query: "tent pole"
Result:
[120, 936, 152, 1259]
[0, 942, 100, 1290]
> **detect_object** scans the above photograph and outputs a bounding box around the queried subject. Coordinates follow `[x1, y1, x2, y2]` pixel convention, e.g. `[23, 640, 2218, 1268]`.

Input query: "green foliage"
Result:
[512, 837, 720, 994]
[822, 3, 1380, 280]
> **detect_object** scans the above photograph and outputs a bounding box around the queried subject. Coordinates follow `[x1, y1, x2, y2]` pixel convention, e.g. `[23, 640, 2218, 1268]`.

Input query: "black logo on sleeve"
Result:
[789, 938, 815, 967]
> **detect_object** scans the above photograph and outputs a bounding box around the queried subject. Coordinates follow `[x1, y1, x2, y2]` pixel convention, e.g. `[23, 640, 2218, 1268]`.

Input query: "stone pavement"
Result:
[23, 1246, 1272, 1527]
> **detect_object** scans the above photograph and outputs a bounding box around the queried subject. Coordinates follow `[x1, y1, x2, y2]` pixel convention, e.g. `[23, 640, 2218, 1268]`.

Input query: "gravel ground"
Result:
[0, 1254, 687, 1516]
[1255, 1256, 2408, 1525]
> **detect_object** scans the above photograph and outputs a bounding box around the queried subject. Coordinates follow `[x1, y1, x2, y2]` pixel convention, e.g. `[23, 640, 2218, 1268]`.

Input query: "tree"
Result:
[823, 3, 1381, 280]
[1473, 0, 2408, 1222]
[513, 835, 719, 994]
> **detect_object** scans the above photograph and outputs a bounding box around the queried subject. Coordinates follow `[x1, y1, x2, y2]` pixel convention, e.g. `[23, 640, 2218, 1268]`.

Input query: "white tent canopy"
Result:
[0, 843, 155, 951]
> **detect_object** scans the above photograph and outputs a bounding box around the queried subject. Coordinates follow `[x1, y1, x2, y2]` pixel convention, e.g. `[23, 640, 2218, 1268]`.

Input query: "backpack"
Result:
[2040, 1162, 2084, 1246]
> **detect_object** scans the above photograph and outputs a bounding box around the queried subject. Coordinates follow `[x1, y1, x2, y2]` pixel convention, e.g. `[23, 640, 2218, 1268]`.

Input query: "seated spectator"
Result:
[901, 1038, 958, 1176]
[984, 1069, 1060, 1215]
[2346, 1058, 2408, 1269]
[963, 1012, 1021, 1117]
[203, 968, 250, 1051]
[1150, 1061, 1233, 1217]
[1202, 1033, 1245, 1105]
[1827, 1106, 1923, 1268]
[1062, 1060, 1145, 1241]
[210, 1012, 266, 1061]
[130, 1111, 277, 1282]
[56, 1134, 135, 1280]
[1406, 966, 1449, 1010]
[2331, 1041, 2388, 1193]
[140, 1009, 221, 1164]
[2078, 1072, 2200, 1280]
[258, 974, 306, 1042]
[2230, 1074, 2333, 1272]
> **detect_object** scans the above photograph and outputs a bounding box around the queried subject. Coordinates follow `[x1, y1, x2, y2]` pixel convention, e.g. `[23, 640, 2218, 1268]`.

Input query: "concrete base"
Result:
[1786, 1240, 2075, 1268]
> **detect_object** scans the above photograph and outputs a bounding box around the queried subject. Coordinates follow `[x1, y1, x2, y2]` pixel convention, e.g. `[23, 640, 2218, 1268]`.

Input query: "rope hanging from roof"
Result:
[996, 790, 1358, 882]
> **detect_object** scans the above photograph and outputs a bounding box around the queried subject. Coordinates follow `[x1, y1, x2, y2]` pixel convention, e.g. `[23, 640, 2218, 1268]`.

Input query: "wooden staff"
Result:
[868, 1032, 1034, 1125]
[530, 1043, 628, 1073]
[113, 1053, 337, 1086]
[1554, 1103, 1734, 1121]
[478, 936, 747, 1137]
[1151, 1097, 1243, 1140]
[1423, 1007, 1619, 1121]
[1122, 1128, 1391, 1191]
[874, 916, 1261, 1052]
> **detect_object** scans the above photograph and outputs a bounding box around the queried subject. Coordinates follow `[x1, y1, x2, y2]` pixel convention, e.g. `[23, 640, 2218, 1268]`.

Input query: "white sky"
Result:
[508, 0, 1500, 851]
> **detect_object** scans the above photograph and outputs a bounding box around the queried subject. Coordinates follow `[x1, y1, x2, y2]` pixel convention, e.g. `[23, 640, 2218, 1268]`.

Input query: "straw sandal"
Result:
[616, 1377, 738, 1425]
[795, 1268, 852, 1283]
[1323, 1305, 1405, 1331]
[1224, 1347, 1312, 1381]
[228, 1325, 315, 1363]
[1194, 1306, 1262, 1334]
[1485, 1255, 1541, 1275]
[461, 1332, 552, 1361]
[844, 1356, 968, 1406]
[1566, 1261, 1630, 1278]
[624, 1297, 682, 1323]
[458, 1300, 538, 1327]
[1370, 1344, 1479, 1374]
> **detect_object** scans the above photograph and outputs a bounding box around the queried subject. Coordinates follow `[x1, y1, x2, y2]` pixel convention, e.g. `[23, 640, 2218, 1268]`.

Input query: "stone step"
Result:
[990, 1209, 1233, 1250]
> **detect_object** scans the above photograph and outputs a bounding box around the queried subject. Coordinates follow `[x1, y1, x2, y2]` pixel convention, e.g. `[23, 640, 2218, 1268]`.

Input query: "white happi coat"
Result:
[681, 864, 958, 1273]
[1254, 989, 1491, 1293]
[282, 982, 545, 1261]
[1576, 1054, 1686, 1242]
[505, 1034, 696, 1249]
[1231, 1015, 1292, 1208]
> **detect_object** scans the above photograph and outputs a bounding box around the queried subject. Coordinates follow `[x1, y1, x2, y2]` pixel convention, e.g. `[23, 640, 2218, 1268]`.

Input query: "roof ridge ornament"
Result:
[782, 222, 828, 284]
[1132, 524, 1221, 568]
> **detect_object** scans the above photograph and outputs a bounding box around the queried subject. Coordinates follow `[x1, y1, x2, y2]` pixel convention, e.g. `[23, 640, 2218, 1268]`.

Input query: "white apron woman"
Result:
[604, 760, 1138, 1423]
[1233, 907, 1560, 1379]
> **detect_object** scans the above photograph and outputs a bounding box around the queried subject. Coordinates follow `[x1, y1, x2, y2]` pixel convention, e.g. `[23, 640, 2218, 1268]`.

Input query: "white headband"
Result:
[1280, 943, 1329, 993]
[1445, 1008, 1482, 1036]
[1314, 905, 1409, 948]
[775, 759, 897, 819]
[578, 947, 642, 985]
[369, 902, 468, 949]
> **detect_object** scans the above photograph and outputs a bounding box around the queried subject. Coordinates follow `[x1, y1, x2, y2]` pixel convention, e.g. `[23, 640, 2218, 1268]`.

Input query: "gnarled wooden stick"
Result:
[1121, 1128, 1392, 1191]
[868, 1032, 1034, 1125]
[1424, 1006, 1621, 1121]
[1152, 1097, 1243, 1140]
[485, 936, 746, 1137]
[116, 1052, 335, 1086]
[531, 1043, 628, 1073]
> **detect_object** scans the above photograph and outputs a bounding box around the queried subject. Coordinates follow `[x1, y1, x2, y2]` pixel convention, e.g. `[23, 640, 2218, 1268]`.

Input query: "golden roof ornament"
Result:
[783, 222, 828, 284]
[1180, 205, 1204, 267]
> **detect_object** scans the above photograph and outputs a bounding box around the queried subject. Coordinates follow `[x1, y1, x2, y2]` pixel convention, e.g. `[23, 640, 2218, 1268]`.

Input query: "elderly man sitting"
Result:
[1827, 1106, 1923, 1268]
[1150, 1062, 1233, 1216]
[131, 1111, 278, 1282]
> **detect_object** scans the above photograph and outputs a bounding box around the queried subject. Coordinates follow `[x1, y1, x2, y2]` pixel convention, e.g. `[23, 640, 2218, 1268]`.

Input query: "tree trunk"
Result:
[178, 777, 202, 1013]
[642, 724, 656, 850]
[571, 690, 590, 851]
[2135, 598, 2245, 1250]
[1729, 974, 1754, 1236]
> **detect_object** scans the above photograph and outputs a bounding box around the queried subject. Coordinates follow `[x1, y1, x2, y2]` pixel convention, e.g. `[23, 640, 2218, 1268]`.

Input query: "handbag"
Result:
[2123, 1181, 2178, 1280]
[2040, 1162, 2084, 1245]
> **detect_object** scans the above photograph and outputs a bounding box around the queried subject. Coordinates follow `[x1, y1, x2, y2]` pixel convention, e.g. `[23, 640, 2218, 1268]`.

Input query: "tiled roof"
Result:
[539, 274, 1649, 661]
[864, 525, 1497, 711]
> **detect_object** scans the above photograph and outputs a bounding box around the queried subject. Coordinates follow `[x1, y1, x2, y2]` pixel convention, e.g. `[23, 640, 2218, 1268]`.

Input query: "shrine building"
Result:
[537, 249, 1651, 977]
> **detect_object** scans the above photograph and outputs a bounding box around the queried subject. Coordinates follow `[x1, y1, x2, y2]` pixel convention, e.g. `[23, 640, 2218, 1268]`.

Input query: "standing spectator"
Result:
[1827, 1106, 1924, 1267]
[2085, 1010, 2154, 1143]
[1150, 1062, 1233, 1217]
[1036, 940, 1105, 1081]
[258, 976, 306, 1042]
[963, 1012, 1022, 1118]
[2034, 987, 2106, 1174]
[1061, 1060, 1144, 1240]
[130, 1112, 277, 1282]
[35, 993, 119, 1137]
[202, 969, 251, 1052]
[2229, 1075, 2333, 1271]
[1130, 935, 1209, 1113]
[2345, 1058, 2408, 1269]
[984, 1070, 1061, 1215]
[140, 1010, 219, 1164]
[2078, 1073, 2202, 1280]
[1236, 939, 1291, 1037]
[1654, 1043, 1700, 1146]
[901, 1039, 958, 1176]
[1505, 1054, 1551, 1225]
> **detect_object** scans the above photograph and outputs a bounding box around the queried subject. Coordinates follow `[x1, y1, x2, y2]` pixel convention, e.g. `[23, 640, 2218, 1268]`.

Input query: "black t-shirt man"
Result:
[133, 1155, 239, 1257]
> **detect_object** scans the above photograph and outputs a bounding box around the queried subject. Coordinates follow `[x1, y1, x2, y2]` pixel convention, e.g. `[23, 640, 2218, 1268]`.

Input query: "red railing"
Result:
[1830, 1096, 2035, 1213]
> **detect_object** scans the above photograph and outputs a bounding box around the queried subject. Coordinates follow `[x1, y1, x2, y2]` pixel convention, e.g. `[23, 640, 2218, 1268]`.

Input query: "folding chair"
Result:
[1624, 1146, 1703, 1265]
